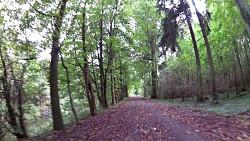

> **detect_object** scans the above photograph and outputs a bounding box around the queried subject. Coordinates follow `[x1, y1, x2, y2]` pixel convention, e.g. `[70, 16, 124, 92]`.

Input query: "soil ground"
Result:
[24, 97, 250, 141]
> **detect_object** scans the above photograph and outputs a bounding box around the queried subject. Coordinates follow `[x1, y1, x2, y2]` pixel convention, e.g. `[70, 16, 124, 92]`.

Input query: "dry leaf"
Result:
[194, 129, 200, 133]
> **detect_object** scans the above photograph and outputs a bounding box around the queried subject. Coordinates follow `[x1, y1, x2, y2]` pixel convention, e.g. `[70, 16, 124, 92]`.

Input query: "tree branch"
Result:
[28, 1, 54, 18]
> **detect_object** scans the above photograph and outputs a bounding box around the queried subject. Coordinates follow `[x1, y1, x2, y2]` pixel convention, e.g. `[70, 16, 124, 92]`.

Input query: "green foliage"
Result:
[164, 92, 250, 116]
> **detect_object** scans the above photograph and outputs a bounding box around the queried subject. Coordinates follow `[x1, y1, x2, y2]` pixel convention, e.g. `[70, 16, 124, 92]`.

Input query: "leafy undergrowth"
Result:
[21, 97, 250, 141]
[163, 91, 250, 116]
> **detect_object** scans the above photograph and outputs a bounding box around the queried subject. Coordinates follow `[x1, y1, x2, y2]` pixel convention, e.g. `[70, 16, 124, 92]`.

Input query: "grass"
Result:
[162, 91, 250, 116]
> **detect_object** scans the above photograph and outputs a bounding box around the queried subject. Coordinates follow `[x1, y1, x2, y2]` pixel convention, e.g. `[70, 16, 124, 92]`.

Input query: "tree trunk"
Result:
[143, 75, 147, 97]
[232, 61, 239, 91]
[150, 39, 158, 99]
[0, 47, 18, 137]
[184, 11, 204, 102]
[243, 39, 250, 84]
[91, 54, 102, 107]
[84, 65, 97, 116]
[60, 54, 79, 124]
[98, 5, 108, 108]
[234, 0, 250, 38]
[109, 11, 115, 105]
[111, 69, 115, 105]
[16, 65, 28, 138]
[119, 58, 124, 100]
[234, 43, 246, 90]
[151, 57, 158, 99]
[192, 0, 218, 102]
[82, 5, 97, 116]
[49, 0, 68, 130]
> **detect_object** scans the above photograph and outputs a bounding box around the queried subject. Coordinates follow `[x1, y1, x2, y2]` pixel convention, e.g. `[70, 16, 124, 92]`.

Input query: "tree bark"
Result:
[60, 53, 79, 124]
[108, 4, 118, 105]
[243, 39, 250, 84]
[119, 57, 124, 101]
[8, 60, 29, 138]
[234, 43, 246, 90]
[98, 4, 108, 108]
[82, 4, 97, 116]
[191, 0, 218, 102]
[17, 65, 28, 138]
[49, 0, 68, 130]
[234, 0, 250, 38]
[232, 60, 239, 91]
[111, 69, 115, 105]
[0, 47, 18, 137]
[143, 74, 147, 97]
[184, 11, 204, 102]
[150, 39, 158, 99]
[91, 53, 102, 107]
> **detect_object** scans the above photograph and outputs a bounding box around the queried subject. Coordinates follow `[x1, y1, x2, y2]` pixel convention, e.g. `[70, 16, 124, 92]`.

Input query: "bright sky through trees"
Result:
[0, 0, 206, 60]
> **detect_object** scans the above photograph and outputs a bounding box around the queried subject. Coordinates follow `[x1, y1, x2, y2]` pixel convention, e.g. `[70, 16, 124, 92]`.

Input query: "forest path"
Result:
[30, 97, 250, 141]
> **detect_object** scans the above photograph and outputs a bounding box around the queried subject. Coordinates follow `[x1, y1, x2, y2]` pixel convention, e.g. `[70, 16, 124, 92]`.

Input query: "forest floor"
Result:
[24, 97, 250, 141]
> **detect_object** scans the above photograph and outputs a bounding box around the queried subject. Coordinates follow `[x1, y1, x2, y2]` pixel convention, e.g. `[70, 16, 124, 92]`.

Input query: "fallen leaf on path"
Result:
[194, 129, 200, 133]
[236, 136, 243, 141]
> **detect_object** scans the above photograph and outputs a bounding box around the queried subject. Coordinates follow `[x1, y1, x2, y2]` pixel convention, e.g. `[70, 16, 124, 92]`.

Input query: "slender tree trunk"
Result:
[119, 61, 126, 100]
[109, 11, 115, 105]
[119, 56, 123, 101]
[91, 54, 102, 107]
[234, 43, 246, 90]
[17, 88, 27, 138]
[232, 60, 239, 91]
[103, 73, 108, 107]
[150, 37, 158, 99]
[0, 47, 19, 137]
[60, 54, 79, 124]
[143, 75, 147, 97]
[192, 0, 218, 102]
[0, 50, 13, 127]
[16, 65, 28, 138]
[98, 5, 108, 108]
[84, 65, 97, 116]
[243, 40, 250, 84]
[184, 11, 204, 102]
[1, 49, 27, 138]
[82, 5, 97, 116]
[99, 31, 106, 108]
[49, 0, 68, 130]
[111, 69, 115, 105]
[103, 44, 114, 105]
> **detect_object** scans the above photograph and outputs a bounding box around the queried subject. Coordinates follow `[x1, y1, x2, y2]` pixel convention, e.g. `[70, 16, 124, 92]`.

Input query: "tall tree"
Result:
[134, 0, 159, 99]
[182, 0, 204, 102]
[150, 37, 158, 99]
[60, 53, 79, 123]
[49, 0, 68, 130]
[98, 0, 108, 108]
[191, 0, 218, 102]
[82, 2, 97, 116]
[0, 46, 18, 137]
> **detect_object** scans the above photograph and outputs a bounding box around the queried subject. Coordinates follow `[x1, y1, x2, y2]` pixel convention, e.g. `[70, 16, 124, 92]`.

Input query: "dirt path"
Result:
[29, 98, 250, 141]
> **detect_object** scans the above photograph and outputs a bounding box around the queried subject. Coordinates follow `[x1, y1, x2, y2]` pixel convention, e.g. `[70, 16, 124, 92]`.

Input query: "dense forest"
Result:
[0, 0, 250, 140]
